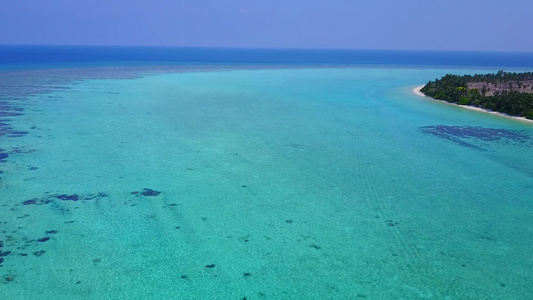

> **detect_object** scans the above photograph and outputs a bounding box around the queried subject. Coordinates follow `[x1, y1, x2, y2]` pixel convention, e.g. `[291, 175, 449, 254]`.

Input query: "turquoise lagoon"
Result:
[1, 64, 533, 299]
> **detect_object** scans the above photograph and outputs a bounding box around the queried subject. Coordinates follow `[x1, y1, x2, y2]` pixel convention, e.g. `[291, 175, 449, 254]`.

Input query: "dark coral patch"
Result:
[37, 237, 49, 243]
[10, 147, 36, 154]
[22, 199, 37, 205]
[0, 113, 28, 137]
[310, 244, 321, 250]
[432, 126, 528, 142]
[0, 251, 11, 266]
[5, 131, 28, 137]
[22, 197, 53, 206]
[420, 125, 532, 150]
[0, 111, 23, 117]
[23, 192, 107, 206]
[56, 194, 80, 201]
[140, 188, 161, 196]
[131, 188, 161, 196]
[83, 192, 108, 200]
[385, 219, 399, 227]
[0, 108, 28, 137]
[0, 150, 8, 162]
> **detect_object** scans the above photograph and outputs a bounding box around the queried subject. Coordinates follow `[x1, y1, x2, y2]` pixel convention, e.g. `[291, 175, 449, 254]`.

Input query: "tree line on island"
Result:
[420, 70, 533, 119]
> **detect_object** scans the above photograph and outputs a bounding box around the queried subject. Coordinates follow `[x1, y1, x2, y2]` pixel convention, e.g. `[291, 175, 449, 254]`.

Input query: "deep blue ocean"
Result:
[1, 46, 533, 299]
[2, 45, 533, 70]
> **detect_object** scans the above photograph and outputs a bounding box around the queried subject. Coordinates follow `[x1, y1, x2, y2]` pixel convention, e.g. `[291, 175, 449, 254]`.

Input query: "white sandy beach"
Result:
[413, 86, 533, 124]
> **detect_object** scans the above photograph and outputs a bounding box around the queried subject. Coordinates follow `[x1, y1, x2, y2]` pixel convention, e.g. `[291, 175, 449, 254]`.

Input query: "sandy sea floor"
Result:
[1, 67, 533, 299]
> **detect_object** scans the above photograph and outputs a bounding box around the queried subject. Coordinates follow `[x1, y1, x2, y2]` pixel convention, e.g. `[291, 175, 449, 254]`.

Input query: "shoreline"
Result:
[412, 86, 533, 124]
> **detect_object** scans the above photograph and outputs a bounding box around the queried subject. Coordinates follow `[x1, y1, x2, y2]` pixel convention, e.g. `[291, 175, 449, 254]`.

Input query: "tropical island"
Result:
[420, 71, 533, 120]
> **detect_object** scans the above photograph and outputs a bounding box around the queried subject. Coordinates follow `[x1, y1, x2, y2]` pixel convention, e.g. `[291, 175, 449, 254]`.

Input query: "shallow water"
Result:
[1, 66, 532, 299]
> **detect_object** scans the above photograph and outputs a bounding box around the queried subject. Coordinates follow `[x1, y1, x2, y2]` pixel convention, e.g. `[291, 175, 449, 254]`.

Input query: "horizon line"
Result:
[1, 43, 533, 55]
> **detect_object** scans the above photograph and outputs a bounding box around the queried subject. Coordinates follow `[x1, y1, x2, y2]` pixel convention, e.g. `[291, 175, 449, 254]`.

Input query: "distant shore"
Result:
[412, 86, 533, 124]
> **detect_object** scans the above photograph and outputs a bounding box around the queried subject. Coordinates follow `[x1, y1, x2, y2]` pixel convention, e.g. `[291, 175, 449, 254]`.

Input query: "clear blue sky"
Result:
[1, 0, 532, 52]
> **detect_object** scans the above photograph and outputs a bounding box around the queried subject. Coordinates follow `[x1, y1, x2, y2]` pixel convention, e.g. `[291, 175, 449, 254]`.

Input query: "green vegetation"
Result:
[420, 71, 533, 120]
